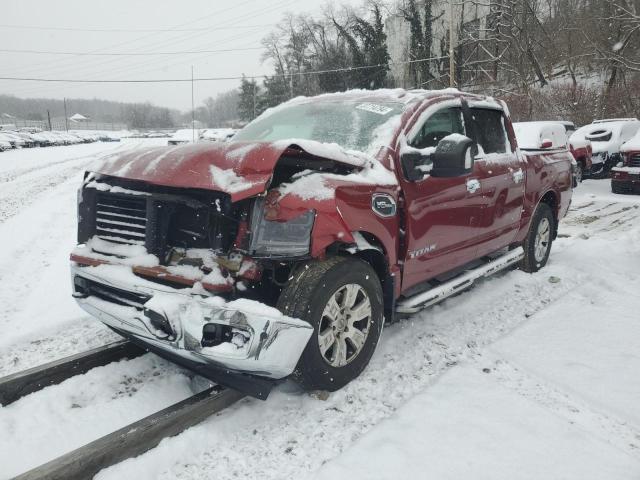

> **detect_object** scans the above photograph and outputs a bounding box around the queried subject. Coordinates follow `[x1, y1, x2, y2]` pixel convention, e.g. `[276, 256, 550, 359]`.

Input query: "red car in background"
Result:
[513, 121, 591, 183]
[611, 130, 640, 194]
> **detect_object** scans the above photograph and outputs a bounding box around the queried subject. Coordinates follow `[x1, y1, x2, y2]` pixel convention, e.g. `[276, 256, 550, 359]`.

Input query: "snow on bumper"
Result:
[70, 263, 313, 379]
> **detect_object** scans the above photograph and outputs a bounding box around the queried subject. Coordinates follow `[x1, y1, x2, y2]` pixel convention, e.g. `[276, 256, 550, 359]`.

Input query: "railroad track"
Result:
[0, 341, 245, 480]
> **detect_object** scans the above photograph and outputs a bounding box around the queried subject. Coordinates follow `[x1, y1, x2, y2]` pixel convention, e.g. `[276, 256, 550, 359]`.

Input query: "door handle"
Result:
[466, 179, 480, 194]
[512, 168, 524, 184]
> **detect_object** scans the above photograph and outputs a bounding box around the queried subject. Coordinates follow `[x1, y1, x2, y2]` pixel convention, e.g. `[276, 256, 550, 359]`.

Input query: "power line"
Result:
[4, 0, 287, 96]
[0, 23, 274, 33]
[7, 0, 260, 79]
[0, 56, 448, 84]
[0, 46, 264, 56]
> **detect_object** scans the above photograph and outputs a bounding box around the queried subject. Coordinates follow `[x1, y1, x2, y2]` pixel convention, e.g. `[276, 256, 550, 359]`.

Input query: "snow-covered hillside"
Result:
[0, 142, 639, 479]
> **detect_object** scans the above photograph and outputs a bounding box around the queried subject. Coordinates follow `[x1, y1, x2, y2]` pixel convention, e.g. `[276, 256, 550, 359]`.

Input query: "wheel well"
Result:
[328, 232, 396, 323]
[539, 191, 558, 238]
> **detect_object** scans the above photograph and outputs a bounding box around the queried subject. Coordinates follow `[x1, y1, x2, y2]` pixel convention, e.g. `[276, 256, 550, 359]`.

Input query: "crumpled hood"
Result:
[89, 141, 370, 202]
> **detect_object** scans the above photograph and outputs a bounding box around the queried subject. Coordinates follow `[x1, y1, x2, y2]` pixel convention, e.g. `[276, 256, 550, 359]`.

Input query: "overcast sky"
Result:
[0, 0, 364, 111]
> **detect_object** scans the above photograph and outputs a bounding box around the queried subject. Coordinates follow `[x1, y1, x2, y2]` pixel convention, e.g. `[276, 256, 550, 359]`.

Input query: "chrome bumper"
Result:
[70, 264, 313, 379]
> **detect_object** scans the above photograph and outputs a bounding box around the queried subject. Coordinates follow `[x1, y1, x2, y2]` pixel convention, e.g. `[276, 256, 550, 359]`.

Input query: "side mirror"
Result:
[401, 150, 432, 182]
[431, 135, 474, 177]
[540, 138, 553, 148]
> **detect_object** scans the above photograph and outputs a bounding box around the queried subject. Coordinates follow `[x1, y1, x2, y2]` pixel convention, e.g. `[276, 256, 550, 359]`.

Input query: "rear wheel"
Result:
[575, 162, 584, 183]
[520, 203, 555, 273]
[277, 256, 384, 391]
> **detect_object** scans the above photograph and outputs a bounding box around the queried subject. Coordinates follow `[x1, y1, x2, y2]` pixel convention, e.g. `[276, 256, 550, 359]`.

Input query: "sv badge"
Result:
[371, 193, 397, 217]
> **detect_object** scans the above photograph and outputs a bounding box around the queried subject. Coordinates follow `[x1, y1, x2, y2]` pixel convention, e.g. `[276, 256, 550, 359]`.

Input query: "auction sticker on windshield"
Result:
[356, 103, 394, 115]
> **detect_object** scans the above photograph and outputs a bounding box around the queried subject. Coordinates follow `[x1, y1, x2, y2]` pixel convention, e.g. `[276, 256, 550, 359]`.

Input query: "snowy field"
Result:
[0, 141, 639, 479]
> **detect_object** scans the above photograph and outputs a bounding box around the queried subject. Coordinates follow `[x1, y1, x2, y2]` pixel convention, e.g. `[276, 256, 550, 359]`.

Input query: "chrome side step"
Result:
[396, 247, 525, 314]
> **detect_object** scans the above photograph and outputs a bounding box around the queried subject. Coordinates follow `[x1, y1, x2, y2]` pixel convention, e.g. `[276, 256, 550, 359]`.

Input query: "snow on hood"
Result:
[621, 130, 640, 153]
[88, 139, 393, 202]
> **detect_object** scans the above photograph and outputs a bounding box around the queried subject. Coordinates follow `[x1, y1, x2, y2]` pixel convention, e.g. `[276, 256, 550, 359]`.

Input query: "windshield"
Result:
[233, 101, 403, 152]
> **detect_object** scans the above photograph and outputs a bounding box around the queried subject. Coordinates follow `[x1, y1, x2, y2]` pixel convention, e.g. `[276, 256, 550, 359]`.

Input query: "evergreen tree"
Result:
[238, 76, 261, 122]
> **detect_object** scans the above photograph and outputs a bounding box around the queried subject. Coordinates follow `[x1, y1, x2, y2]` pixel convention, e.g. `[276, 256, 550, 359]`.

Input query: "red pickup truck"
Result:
[71, 89, 574, 398]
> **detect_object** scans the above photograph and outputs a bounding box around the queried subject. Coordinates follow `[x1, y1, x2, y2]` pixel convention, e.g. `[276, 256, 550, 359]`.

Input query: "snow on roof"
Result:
[69, 113, 88, 121]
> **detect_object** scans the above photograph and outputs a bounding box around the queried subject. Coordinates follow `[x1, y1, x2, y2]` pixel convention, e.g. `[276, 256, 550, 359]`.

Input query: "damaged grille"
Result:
[95, 193, 147, 245]
[74, 276, 151, 310]
[78, 178, 239, 263]
[630, 154, 640, 168]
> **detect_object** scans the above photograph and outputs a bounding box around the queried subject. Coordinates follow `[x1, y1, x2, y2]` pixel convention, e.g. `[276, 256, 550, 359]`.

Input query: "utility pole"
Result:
[47, 110, 52, 131]
[63, 97, 69, 131]
[449, 0, 456, 88]
[289, 73, 294, 99]
[252, 79, 256, 119]
[191, 66, 195, 143]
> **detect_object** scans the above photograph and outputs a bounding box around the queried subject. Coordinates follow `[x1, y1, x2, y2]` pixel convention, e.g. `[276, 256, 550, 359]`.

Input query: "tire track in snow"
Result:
[0, 142, 147, 351]
[0, 150, 108, 184]
[0, 141, 145, 223]
[476, 354, 640, 459]
[0, 172, 92, 343]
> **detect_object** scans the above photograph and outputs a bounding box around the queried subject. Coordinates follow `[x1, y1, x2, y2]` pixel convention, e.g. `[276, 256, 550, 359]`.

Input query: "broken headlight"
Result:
[249, 198, 315, 257]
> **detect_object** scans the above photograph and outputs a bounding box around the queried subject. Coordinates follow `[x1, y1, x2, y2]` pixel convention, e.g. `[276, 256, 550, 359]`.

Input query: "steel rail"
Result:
[0, 340, 145, 406]
[13, 386, 244, 480]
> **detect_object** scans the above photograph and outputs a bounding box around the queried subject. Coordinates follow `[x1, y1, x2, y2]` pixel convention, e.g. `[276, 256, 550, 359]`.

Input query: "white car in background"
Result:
[0, 138, 11, 151]
[168, 129, 199, 146]
[200, 128, 237, 142]
[0, 131, 25, 149]
[571, 118, 640, 177]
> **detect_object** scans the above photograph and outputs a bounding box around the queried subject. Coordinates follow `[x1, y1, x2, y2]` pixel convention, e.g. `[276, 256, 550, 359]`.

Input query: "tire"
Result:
[611, 181, 625, 194]
[277, 256, 384, 391]
[519, 203, 555, 273]
[576, 162, 583, 183]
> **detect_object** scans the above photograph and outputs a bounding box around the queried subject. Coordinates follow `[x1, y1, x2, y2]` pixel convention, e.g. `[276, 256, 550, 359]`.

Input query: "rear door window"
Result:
[472, 108, 509, 154]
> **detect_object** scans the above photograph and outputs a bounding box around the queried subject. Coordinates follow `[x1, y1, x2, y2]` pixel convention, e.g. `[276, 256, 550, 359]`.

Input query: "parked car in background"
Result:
[71, 131, 99, 143]
[513, 121, 593, 183]
[168, 128, 199, 145]
[0, 139, 11, 151]
[29, 132, 52, 147]
[200, 128, 237, 142]
[98, 133, 121, 142]
[571, 118, 640, 178]
[558, 122, 593, 182]
[8, 131, 37, 148]
[611, 129, 640, 194]
[0, 131, 24, 149]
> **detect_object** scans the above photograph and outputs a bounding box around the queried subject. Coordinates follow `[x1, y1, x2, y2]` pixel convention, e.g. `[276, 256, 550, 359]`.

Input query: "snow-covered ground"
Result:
[0, 143, 639, 479]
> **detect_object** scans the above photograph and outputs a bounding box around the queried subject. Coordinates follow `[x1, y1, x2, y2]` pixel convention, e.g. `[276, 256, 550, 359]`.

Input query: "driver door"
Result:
[400, 105, 484, 292]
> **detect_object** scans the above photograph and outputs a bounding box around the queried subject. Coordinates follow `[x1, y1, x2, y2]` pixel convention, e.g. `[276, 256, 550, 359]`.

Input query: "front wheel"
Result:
[277, 256, 384, 392]
[519, 203, 555, 273]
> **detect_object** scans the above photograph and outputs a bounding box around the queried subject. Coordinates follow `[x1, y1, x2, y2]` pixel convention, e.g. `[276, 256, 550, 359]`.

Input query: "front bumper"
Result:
[611, 169, 640, 194]
[71, 263, 313, 398]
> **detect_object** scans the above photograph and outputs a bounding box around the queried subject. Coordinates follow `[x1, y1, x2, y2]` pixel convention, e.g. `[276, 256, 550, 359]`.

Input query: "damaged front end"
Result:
[71, 173, 318, 399]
